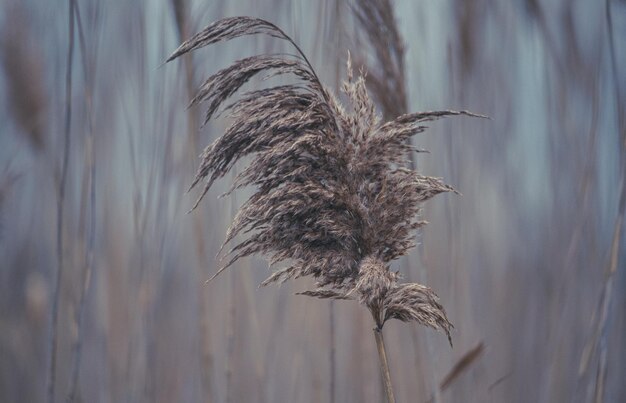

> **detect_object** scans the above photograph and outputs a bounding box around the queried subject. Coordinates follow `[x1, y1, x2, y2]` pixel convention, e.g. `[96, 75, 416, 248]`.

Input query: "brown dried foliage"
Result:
[167, 16, 485, 344]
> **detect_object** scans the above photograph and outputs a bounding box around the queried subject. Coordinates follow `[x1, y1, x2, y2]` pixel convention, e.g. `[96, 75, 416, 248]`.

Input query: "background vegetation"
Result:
[0, 0, 624, 402]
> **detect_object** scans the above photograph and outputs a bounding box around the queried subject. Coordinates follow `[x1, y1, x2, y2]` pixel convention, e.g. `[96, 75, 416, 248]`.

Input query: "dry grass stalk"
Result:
[167, 16, 484, 401]
[1, 3, 48, 151]
[374, 327, 395, 403]
[353, 0, 407, 120]
[48, 1, 75, 402]
[67, 2, 97, 401]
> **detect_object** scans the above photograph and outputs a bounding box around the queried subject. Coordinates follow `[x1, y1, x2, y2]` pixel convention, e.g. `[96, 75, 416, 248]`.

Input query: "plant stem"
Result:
[47, 1, 74, 402]
[329, 301, 336, 403]
[67, 2, 98, 401]
[373, 326, 396, 403]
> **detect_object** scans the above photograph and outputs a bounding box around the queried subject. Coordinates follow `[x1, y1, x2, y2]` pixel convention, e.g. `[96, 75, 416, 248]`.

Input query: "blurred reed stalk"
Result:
[166, 16, 483, 402]
[1, 1, 48, 256]
[0, 4, 47, 153]
[47, 1, 76, 402]
[585, 5, 625, 394]
[352, 0, 407, 120]
[169, 0, 215, 400]
[67, 1, 98, 401]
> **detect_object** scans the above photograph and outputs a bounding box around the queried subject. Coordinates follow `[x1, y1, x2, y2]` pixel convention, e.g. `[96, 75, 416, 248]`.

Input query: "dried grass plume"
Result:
[167, 16, 486, 345]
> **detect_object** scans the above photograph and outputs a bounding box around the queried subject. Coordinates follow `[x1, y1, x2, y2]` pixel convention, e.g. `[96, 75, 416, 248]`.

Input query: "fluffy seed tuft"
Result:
[168, 16, 486, 343]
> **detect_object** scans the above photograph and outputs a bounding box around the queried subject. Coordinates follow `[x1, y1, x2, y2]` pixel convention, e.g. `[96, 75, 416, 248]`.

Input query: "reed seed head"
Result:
[168, 16, 486, 344]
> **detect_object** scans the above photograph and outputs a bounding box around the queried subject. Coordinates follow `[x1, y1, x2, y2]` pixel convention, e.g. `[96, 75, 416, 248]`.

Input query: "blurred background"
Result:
[0, 0, 624, 402]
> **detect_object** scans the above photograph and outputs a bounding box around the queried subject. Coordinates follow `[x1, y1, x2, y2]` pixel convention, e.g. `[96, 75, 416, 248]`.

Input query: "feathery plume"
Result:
[167, 15, 486, 346]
